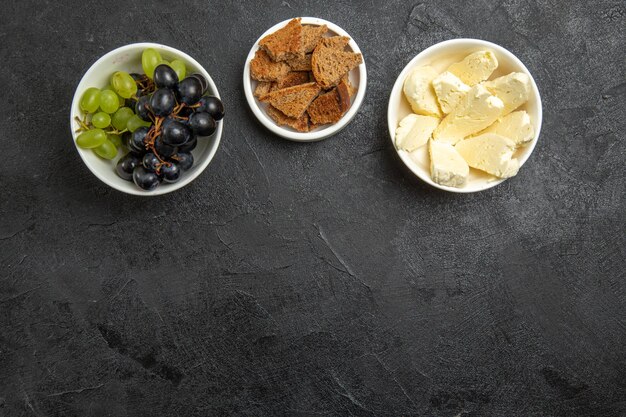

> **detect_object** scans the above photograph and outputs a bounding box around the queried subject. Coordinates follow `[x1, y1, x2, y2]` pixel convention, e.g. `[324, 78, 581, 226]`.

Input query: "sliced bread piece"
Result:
[301, 25, 328, 53]
[259, 18, 303, 62]
[266, 105, 310, 132]
[259, 82, 321, 118]
[318, 36, 350, 50]
[250, 49, 290, 82]
[312, 43, 363, 89]
[307, 88, 345, 125]
[336, 80, 351, 113]
[275, 71, 311, 89]
[286, 53, 312, 71]
[337, 74, 356, 97]
[254, 81, 275, 98]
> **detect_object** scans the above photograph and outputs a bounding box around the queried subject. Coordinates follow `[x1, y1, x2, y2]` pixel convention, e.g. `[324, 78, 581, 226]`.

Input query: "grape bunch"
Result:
[75, 48, 224, 191]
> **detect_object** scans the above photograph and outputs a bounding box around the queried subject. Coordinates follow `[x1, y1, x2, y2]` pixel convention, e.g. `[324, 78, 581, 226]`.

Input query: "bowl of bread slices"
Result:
[244, 17, 367, 142]
[388, 39, 542, 192]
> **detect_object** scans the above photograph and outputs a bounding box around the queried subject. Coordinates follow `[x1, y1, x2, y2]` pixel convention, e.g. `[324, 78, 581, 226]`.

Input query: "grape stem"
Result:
[145, 116, 170, 170]
[143, 99, 191, 169]
[135, 75, 156, 96]
[74, 116, 90, 132]
[108, 128, 128, 136]
[74, 116, 128, 136]
[172, 103, 185, 114]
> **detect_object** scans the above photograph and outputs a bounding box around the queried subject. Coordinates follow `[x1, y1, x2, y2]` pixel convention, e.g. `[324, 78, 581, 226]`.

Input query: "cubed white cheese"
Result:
[429, 139, 469, 188]
[448, 50, 498, 86]
[432, 71, 471, 114]
[483, 72, 531, 116]
[455, 133, 519, 178]
[395, 114, 440, 152]
[480, 111, 534, 147]
[403, 66, 442, 118]
[433, 84, 504, 144]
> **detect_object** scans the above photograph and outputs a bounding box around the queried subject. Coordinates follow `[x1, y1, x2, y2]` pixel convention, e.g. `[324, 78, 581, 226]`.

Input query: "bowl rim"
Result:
[242, 17, 367, 142]
[70, 42, 223, 196]
[387, 38, 543, 193]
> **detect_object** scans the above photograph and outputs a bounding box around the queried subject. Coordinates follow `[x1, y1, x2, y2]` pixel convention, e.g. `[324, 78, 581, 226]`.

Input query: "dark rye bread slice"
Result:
[307, 85, 351, 125]
[318, 36, 350, 50]
[255, 72, 309, 98]
[275, 71, 310, 89]
[254, 81, 275, 98]
[285, 36, 348, 71]
[311, 42, 363, 89]
[250, 49, 290, 82]
[301, 24, 328, 53]
[340, 76, 357, 97]
[307, 89, 342, 125]
[259, 82, 321, 119]
[254, 71, 311, 98]
[336, 80, 351, 112]
[259, 18, 303, 62]
[266, 105, 310, 132]
[285, 53, 312, 71]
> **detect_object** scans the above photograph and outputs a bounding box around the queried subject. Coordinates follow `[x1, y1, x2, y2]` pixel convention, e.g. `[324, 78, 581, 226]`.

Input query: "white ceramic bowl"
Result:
[387, 39, 542, 193]
[70, 42, 223, 196]
[243, 17, 367, 142]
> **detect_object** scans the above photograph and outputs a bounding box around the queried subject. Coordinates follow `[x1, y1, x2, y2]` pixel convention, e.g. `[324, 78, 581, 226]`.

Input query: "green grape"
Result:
[127, 114, 151, 132]
[111, 71, 137, 98]
[107, 134, 123, 148]
[76, 129, 106, 148]
[169, 60, 186, 81]
[142, 48, 162, 79]
[94, 139, 118, 159]
[111, 107, 134, 130]
[106, 85, 125, 106]
[79, 87, 101, 113]
[92, 112, 111, 129]
[99, 89, 120, 114]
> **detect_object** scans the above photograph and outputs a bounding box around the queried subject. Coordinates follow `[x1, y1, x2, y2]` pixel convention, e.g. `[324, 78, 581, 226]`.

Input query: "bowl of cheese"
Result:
[387, 38, 542, 192]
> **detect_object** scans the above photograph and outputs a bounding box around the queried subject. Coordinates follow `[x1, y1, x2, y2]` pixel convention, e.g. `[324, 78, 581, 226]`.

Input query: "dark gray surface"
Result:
[1, 1, 625, 416]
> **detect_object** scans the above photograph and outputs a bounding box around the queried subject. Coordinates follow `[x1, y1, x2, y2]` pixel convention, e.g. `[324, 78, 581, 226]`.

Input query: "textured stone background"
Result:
[1, 0, 625, 416]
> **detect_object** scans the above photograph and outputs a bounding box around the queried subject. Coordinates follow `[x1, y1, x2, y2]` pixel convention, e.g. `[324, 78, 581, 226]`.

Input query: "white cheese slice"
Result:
[403, 66, 442, 118]
[480, 111, 534, 147]
[429, 138, 469, 188]
[433, 84, 504, 145]
[432, 71, 471, 114]
[448, 50, 498, 86]
[483, 72, 531, 116]
[455, 133, 519, 178]
[395, 114, 440, 152]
